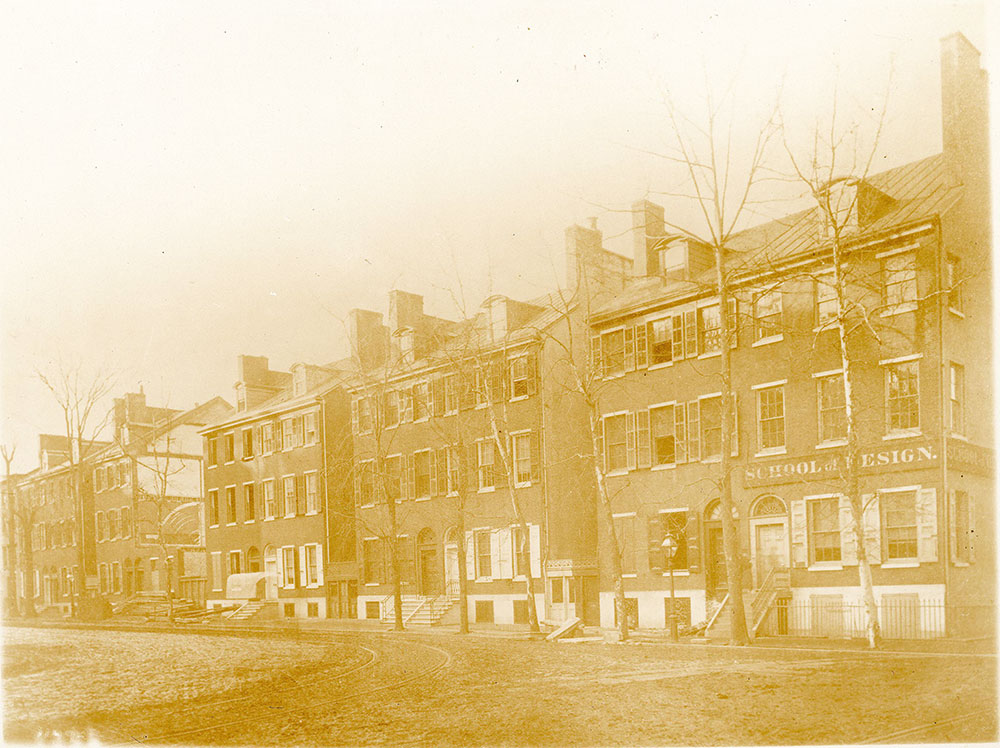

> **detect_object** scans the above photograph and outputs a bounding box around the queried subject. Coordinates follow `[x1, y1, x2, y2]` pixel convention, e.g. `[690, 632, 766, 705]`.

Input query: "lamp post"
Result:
[662, 535, 679, 642]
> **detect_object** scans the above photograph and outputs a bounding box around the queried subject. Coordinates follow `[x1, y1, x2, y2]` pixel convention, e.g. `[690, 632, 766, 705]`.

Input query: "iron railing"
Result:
[759, 598, 950, 640]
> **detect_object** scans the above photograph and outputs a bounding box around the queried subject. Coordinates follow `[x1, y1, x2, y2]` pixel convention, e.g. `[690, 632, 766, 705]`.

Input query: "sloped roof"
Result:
[592, 152, 962, 320]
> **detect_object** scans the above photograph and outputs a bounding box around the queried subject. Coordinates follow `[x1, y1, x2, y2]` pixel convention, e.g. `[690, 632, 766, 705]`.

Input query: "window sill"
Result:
[755, 448, 787, 458]
[359, 503, 375, 510]
[952, 560, 971, 567]
[510, 395, 530, 403]
[477, 487, 496, 494]
[881, 560, 920, 569]
[808, 563, 844, 571]
[207, 465, 218, 470]
[475, 577, 493, 583]
[752, 334, 784, 348]
[697, 350, 722, 360]
[648, 361, 674, 371]
[305, 510, 321, 516]
[243, 519, 256, 524]
[948, 432, 968, 442]
[242, 457, 254, 462]
[661, 570, 690, 577]
[622, 573, 638, 579]
[263, 516, 276, 522]
[226, 523, 237, 527]
[651, 464, 677, 472]
[816, 439, 848, 450]
[880, 302, 917, 317]
[364, 582, 380, 587]
[606, 469, 629, 478]
[415, 497, 432, 503]
[948, 307, 965, 319]
[882, 430, 922, 441]
[514, 481, 533, 489]
[208, 524, 220, 529]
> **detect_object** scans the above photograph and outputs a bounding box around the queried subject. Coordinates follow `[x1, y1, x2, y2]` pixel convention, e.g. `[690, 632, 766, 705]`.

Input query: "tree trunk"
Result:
[456, 503, 470, 634]
[590, 408, 628, 641]
[72, 463, 87, 617]
[716, 266, 751, 646]
[387, 497, 404, 631]
[20, 522, 36, 618]
[5, 476, 18, 617]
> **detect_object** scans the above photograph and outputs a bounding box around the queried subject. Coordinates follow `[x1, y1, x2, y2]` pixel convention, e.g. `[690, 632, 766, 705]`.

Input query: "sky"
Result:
[0, 0, 990, 473]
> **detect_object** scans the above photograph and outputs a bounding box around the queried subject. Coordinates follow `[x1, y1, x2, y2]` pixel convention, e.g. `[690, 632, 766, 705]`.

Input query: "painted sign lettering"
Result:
[744, 441, 938, 487]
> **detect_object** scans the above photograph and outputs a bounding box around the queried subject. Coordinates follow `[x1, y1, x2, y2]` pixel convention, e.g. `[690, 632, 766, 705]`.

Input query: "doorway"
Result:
[263, 546, 278, 600]
[417, 528, 440, 596]
[443, 527, 460, 597]
[749, 495, 789, 588]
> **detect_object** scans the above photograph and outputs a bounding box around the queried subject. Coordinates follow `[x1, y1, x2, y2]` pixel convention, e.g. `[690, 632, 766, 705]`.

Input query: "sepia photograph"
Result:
[0, 1, 995, 745]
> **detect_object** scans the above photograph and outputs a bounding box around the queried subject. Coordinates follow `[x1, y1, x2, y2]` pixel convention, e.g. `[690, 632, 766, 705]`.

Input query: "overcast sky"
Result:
[0, 1, 989, 472]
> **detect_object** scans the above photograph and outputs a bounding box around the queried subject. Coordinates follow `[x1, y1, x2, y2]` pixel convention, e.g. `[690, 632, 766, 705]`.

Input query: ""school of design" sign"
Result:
[744, 441, 939, 487]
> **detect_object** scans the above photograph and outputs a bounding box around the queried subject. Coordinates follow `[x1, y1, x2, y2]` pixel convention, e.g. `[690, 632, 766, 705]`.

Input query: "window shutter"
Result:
[684, 310, 698, 357]
[429, 450, 439, 497]
[497, 527, 513, 579]
[636, 410, 651, 469]
[635, 323, 648, 368]
[727, 298, 739, 348]
[495, 439, 509, 489]
[590, 334, 602, 377]
[529, 432, 542, 483]
[316, 544, 325, 586]
[647, 514, 664, 573]
[467, 443, 478, 493]
[686, 509, 701, 574]
[730, 393, 740, 457]
[862, 495, 881, 565]
[687, 401, 700, 462]
[431, 378, 444, 417]
[489, 530, 501, 579]
[529, 353, 540, 396]
[351, 398, 359, 433]
[839, 495, 858, 565]
[625, 412, 637, 471]
[624, 326, 635, 372]
[296, 475, 307, 515]
[529, 524, 541, 578]
[406, 454, 416, 499]
[790, 500, 807, 568]
[298, 546, 306, 587]
[465, 531, 476, 581]
[917, 487, 938, 563]
[672, 315, 684, 360]
[596, 418, 605, 473]
[674, 404, 687, 463]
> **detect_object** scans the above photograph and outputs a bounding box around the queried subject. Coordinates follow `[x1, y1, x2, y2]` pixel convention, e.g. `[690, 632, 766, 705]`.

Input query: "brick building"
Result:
[587, 34, 992, 638]
[201, 355, 356, 619]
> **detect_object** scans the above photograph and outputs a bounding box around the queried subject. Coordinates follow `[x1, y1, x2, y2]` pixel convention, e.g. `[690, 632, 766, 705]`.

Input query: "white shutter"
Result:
[298, 546, 307, 587]
[489, 531, 500, 578]
[497, 527, 513, 579]
[862, 495, 881, 565]
[917, 487, 938, 563]
[625, 412, 636, 471]
[529, 523, 542, 578]
[276, 550, 285, 588]
[839, 495, 857, 565]
[316, 544, 325, 586]
[465, 531, 475, 581]
[790, 500, 807, 567]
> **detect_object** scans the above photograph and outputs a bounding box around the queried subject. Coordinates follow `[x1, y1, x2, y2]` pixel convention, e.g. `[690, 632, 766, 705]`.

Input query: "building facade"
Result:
[587, 34, 992, 638]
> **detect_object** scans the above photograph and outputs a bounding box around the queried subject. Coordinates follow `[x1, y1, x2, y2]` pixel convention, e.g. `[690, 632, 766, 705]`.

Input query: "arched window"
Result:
[247, 546, 262, 573]
[752, 495, 787, 518]
[121, 507, 131, 538]
[705, 500, 721, 522]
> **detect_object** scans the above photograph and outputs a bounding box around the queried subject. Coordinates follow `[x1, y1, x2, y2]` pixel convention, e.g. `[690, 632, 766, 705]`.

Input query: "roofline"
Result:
[199, 389, 334, 435]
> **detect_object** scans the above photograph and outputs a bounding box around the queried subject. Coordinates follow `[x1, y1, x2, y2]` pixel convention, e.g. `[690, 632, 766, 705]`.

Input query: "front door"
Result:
[264, 556, 278, 600]
[754, 522, 789, 584]
[707, 526, 727, 598]
[419, 547, 440, 596]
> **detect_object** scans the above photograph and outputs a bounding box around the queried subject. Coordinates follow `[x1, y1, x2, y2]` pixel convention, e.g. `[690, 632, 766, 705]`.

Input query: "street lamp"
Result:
[662, 534, 679, 642]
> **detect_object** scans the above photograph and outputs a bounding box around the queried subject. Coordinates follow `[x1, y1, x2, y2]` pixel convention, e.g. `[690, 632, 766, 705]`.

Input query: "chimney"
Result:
[632, 200, 665, 277]
[940, 33, 990, 207]
[238, 355, 271, 387]
[565, 220, 604, 290]
[348, 309, 388, 370]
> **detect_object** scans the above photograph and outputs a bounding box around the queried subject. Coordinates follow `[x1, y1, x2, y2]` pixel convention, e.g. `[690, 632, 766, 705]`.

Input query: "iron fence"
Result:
[760, 598, 950, 640]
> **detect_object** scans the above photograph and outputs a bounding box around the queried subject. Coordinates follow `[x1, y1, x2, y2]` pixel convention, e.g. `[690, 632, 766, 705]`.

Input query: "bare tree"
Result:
[37, 362, 115, 613]
[2, 444, 18, 615]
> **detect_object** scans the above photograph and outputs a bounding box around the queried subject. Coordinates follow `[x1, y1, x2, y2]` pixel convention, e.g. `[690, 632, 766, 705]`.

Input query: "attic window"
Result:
[292, 368, 306, 397]
[658, 243, 685, 273]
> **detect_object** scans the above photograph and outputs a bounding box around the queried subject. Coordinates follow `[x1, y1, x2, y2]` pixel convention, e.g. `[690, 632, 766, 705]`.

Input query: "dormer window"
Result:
[292, 367, 307, 397]
[658, 242, 685, 273]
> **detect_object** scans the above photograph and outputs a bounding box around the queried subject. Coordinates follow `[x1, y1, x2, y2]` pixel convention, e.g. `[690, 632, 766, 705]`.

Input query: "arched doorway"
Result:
[750, 495, 789, 587]
[704, 501, 727, 599]
[247, 546, 262, 573]
[443, 527, 460, 597]
[417, 528, 440, 596]
[263, 546, 278, 600]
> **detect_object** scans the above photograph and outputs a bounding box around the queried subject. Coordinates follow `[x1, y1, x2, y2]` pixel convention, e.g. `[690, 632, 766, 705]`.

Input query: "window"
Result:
[604, 414, 628, 472]
[647, 318, 673, 366]
[283, 476, 297, 517]
[882, 252, 917, 310]
[207, 437, 219, 467]
[229, 550, 242, 575]
[647, 511, 688, 572]
[477, 441, 495, 490]
[613, 515, 636, 574]
[512, 526, 530, 577]
[356, 397, 373, 433]
[385, 455, 402, 501]
[475, 530, 492, 578]
[658, 242, 685, 272]
[118, 462, 127, 486]
[816, 274, 838, 327]
[699, 305, 721, 353]
[305, 473, 319, 513]
[95, 467, 104, 491]
[304, 544, 319, 586]
[510, 355, 535, 399]
[475, 360, 504, 405]
[649, 406, 676, 466]
[399, 388, 414, 422]
[701, 397, 722, 459]
[111, 562, 122, 594]
[444, 375, 458, 413]
[282, 547, 297, 588]
[754, 289, 782, 341]
[954, 490, 973, 563]
[307, 602, 319, 617]
[120, 507, 131, 538]
[303, 412, 318, 445]
[512, 433, 533, 486]
[363, 538, 384, 584]
[357, 461, 375, 506]
[948, 363, 965, 435]
[242, 428, 254, 458]
[601, 329, 625, 376]
[817, 374, 847, 443]
[946, 254, 962, 312]
[261, 422, 275, 454]
[99, 564, 109, 594]
[208, 490, 220, 526]
[244, 483, 256, 522]
[757, 385, 786, 452]
[263, 480, 276, 519]
[108, 509, 119, 539]
[885, 360, 920, 433]
[808, 497, 842, 563]
[412, 452, 431, 498]
[447, 446, 460, 494]
[224, 433, 235, 463]
[882, 490, 918, 560]
[384, 391, 400, 428]
[413, 382, 429, 421]
[226, 486, 237, 524]
[280, 419, 293, 450]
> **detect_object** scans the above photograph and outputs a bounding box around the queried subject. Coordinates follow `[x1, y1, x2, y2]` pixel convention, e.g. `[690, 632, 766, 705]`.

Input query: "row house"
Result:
[350, 226, 629, 627]
[588, 34, 992, 638]
[201, 355, 356, 619]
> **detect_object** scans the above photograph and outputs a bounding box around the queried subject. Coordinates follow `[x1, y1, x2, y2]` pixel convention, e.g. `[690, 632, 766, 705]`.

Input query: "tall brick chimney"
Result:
[632, 199, 665, 277]
[348, 309, 388, 371]
[940, 33, 990, 211]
